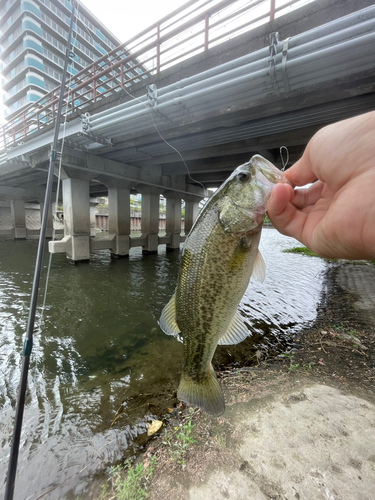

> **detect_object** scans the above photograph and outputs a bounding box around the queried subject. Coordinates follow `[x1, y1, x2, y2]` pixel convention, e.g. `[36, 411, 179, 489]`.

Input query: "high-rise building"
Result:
[0, 0, 128, 120]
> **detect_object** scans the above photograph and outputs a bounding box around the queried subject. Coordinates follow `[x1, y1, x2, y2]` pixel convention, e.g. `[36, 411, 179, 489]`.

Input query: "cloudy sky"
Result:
[0, 1, 187, 123]
[80, 0, 188, 43]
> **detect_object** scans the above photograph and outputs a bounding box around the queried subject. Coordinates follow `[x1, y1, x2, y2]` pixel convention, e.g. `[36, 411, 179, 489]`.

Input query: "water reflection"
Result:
[0, 229, 325, 499]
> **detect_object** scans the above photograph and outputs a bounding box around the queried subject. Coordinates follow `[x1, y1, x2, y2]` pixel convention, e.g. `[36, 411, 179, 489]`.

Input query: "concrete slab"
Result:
[189, 384, 375, 500]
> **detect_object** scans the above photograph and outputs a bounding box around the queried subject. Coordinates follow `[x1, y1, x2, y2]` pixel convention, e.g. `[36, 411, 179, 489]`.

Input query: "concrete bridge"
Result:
[0, 0, 374, 261]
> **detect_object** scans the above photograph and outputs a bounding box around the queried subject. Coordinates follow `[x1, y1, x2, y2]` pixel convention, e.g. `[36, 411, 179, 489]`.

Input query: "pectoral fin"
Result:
[218, 310, 250, 345]
[251, 250, 266, 283]
[159, 293, 180, 336]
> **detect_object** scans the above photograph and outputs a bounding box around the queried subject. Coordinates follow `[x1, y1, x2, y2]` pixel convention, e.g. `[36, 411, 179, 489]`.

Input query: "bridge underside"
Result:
[0, 0, 374, 260]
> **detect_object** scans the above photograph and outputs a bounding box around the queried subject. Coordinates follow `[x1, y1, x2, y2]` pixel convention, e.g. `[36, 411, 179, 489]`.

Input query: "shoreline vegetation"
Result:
[284, 246, 375, 266]
[283, 246, 319, 257]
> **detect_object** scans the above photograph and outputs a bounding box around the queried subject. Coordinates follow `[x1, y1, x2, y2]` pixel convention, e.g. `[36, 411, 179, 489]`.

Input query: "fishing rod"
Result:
[4, 2, 76, 499]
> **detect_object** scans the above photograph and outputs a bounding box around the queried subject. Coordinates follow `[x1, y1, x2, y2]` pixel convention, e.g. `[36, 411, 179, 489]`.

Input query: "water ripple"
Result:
[0, 230, 325, 498]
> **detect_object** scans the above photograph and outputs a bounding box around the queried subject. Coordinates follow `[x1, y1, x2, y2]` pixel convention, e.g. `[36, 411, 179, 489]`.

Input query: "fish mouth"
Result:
[250, 155, 292, 187]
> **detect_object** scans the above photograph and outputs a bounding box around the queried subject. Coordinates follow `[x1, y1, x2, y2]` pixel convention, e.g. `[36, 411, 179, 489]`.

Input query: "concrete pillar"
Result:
[50, 177, 91, 262]
[165, 193, 181, 251]
[139, 187, 160, 254]
[90, 198, 99, 237]
[39, 200, 53, 239]
[184, 198, 200, 235]
[11, 200, 26, 239]
[108, 185, 131, 257]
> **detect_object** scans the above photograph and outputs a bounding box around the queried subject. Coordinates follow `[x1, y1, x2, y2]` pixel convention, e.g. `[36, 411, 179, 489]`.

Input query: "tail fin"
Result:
[177, 366, 225, 417]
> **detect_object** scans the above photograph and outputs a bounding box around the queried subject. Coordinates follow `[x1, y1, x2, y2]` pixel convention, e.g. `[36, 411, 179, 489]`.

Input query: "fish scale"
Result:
[159, 155, 288, 416]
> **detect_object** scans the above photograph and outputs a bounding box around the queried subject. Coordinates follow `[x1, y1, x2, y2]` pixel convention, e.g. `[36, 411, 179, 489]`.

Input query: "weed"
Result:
[288, 363, 299, 373]
[163, 419, 196, 466]
[216, 434, 226, 449]
[102, 457, 157, 500]
[280, 352, 294, 362]
[333, 324, 344, 331]
[301, 362, 312, 372]
[282, 247, 320, 257]
[280, 351, 300, 373]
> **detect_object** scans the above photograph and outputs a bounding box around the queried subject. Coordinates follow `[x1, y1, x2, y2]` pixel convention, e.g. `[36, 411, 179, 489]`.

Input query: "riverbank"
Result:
[100, 260, 375, 500]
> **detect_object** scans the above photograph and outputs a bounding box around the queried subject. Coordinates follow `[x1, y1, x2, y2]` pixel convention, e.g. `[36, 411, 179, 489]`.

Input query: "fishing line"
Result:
[79, 14, 207, 192]
[119, 83, 207, 192]
[280, 146, 289, 171]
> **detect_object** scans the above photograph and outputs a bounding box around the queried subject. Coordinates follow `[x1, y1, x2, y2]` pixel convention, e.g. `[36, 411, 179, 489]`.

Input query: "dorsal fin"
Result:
[159, 293, 181, 336]
[218, 310, 250, 345]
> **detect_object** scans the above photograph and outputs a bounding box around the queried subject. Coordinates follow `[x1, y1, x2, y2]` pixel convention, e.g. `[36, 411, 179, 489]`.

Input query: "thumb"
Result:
[267, 183, 294, 220]
[267, 183, 307, 242]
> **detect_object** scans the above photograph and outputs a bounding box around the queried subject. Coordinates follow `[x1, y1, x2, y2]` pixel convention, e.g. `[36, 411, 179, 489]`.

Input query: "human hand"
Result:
[267, 111, 375, 259]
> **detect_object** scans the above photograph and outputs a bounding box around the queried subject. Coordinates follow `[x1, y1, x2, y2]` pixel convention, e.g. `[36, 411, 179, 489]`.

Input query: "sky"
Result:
[80, 0, 188, 43]
[0, 0, 188, 123]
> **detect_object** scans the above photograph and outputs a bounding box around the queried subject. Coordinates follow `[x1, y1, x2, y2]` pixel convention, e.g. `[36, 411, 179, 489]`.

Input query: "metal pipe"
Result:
[91, 19, 375, 134]
[130, 94, 375, 159]
[91, 11, 375, 128]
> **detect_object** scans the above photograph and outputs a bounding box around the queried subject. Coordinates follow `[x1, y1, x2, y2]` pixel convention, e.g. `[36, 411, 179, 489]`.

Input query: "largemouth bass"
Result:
[160, 155, 288, 416]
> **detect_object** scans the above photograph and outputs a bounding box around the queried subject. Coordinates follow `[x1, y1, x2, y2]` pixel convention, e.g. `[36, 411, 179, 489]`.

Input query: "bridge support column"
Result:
[49, 176, 91, 262]
[108, 183, 131, 257]
[165, 193, 181, 251]
[184, 198, 201, 234]
[90, 198, 98, 237]
[63, 178, 90, 261]
[11, 200, 26, 239]
[139, 187, 160, 254]
[39, 200, 53, 238]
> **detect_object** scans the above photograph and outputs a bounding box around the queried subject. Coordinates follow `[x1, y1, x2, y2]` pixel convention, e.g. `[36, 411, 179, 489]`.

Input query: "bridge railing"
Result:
[0, 0, 309, 151]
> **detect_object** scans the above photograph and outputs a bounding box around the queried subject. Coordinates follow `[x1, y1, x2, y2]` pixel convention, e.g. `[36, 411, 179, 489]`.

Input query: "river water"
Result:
[0, 229, 326, 499]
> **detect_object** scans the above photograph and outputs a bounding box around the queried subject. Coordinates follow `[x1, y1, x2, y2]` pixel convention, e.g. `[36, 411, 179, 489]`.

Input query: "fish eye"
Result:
[237, 172, 249, 182]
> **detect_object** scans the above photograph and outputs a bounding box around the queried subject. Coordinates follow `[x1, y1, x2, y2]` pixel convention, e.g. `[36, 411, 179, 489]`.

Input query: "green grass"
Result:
[263, 214, 271, 224]
[283, 249, 375, 265]
[283, 247, 320, 257]
[101, 457, 157, 500]
[162, 419, 196, 467]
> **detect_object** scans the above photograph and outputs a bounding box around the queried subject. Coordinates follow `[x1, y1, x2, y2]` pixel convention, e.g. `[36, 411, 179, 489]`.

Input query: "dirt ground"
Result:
[141, 262, 375, 500]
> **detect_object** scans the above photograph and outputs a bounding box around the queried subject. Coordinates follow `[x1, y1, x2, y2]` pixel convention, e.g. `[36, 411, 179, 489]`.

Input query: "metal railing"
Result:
[0, 0, 311, 151]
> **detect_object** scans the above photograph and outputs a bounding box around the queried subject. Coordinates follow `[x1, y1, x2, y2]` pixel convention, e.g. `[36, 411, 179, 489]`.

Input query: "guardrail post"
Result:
[270, 0, 276, 21]
[204, 14, 209, 51]
[156, 23, 161, 73]
[93, 64, 97, 102]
